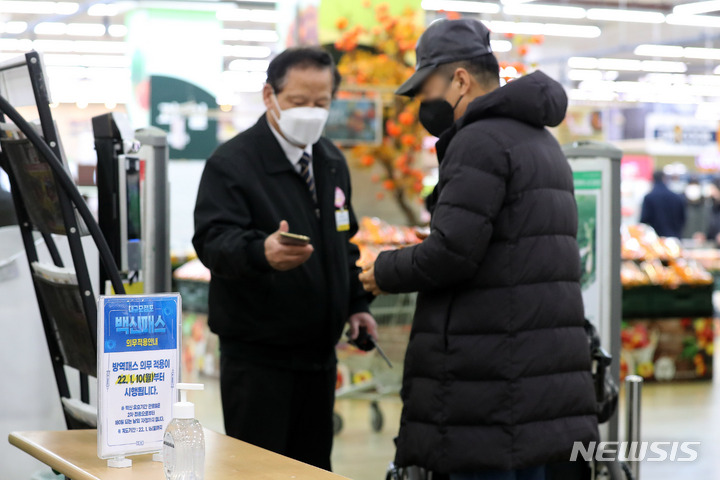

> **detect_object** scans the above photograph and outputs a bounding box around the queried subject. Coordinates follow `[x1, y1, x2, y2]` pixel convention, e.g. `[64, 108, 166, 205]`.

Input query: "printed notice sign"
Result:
[97, 294, 181, 460]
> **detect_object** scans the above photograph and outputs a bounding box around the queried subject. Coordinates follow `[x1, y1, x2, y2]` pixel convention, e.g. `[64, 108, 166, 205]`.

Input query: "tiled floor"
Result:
[189, 356, 718, 480]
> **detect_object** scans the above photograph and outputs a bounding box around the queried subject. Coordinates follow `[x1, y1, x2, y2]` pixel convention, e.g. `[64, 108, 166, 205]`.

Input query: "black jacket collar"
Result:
[254, 114, 297, 175]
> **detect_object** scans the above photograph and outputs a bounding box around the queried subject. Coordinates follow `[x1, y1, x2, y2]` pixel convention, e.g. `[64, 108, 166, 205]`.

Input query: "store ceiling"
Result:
[2, 0, 720, 105]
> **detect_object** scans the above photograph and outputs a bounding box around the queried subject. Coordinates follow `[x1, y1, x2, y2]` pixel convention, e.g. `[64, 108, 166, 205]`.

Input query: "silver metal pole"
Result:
[625, 374, 643, 480]
[135, 127, 171, 293]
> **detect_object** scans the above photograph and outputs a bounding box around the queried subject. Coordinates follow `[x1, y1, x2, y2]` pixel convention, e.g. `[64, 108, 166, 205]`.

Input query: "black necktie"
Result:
[298, 152, 318, 206]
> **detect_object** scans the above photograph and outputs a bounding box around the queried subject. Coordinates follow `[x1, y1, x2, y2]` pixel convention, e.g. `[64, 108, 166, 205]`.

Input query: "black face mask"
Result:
[418, 78, 464, 137]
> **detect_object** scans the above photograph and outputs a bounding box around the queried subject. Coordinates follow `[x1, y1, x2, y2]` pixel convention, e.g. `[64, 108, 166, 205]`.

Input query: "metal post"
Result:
[625, 374, 643, 480]
[135, 127, 171, 293]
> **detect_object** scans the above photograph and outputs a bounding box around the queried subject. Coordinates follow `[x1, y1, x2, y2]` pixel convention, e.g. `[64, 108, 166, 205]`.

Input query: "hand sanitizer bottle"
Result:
[163, 383, 205, 480]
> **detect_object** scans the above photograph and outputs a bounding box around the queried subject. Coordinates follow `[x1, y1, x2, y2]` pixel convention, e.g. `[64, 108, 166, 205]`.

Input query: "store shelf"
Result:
[622, 285, 714, 319]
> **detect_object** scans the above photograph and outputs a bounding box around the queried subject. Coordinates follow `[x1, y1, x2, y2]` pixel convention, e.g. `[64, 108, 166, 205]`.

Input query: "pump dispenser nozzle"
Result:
[173, 383, 204, 419]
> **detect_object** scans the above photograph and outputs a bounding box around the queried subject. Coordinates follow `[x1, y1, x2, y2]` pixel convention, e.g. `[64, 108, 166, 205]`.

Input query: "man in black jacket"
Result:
[640, 170, 686, 238]
[360, 19, 599, 479]
[193, 47, 376, 471]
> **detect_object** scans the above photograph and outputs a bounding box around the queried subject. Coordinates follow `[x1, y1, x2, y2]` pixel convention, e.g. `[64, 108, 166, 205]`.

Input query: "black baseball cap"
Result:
[396, 18, 493, 97]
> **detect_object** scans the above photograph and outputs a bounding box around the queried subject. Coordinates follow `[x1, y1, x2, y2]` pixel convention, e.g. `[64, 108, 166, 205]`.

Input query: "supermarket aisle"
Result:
[189, 356, 719, 480]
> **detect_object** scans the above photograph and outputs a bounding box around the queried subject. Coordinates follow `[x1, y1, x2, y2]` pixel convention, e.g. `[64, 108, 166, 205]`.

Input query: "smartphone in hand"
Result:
[279, 232, 311, 247]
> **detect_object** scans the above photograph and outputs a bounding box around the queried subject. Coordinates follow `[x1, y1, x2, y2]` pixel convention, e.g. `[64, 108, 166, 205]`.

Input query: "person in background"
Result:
[640, 170, 686, 238]
[359, 18, 598, 480]
[705, 179, 720, 246]
[192, 47, 376, 471]
[682, 177, 711, 241]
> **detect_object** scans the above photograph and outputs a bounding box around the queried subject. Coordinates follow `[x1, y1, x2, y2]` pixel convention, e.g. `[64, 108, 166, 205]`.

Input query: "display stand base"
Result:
[108, 456, 132, 468]
[152, 452, 163, 462]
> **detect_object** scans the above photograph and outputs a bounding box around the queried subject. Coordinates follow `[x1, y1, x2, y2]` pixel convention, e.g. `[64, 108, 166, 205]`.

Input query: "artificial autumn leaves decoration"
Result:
[500, 33, 543, 82]
[334, 3, 427, 226]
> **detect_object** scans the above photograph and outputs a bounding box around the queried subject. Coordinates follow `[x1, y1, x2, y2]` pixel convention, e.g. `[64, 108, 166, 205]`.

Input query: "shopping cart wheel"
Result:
[333, 412, 343, 435]
[370, 401, 384, 432]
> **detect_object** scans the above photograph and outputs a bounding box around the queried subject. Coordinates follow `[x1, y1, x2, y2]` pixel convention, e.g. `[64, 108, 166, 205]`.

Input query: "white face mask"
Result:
[271, 93, 329, 147]
[686, 184, 702, 202]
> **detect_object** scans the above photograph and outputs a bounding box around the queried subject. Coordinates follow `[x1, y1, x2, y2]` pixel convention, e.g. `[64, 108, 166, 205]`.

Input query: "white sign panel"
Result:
[97, 294, 180, 460]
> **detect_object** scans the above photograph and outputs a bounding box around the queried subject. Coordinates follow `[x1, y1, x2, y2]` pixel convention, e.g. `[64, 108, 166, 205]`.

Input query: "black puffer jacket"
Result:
[374, 71, 599, 473]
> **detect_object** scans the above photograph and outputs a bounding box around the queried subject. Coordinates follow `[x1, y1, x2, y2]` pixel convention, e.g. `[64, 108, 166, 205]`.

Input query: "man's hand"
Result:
[359, 264, 386, 296]
[265, 221, 314, 271]
[348, 312, 379, 341]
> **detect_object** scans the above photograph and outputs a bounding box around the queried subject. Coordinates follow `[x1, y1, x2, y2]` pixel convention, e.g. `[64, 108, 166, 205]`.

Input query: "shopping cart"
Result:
[334, 292, 416, 435]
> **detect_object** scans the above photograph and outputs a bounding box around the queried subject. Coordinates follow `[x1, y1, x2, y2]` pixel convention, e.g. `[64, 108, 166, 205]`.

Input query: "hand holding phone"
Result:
[279, 231, 311, 247]
[265, 221, 313, 271]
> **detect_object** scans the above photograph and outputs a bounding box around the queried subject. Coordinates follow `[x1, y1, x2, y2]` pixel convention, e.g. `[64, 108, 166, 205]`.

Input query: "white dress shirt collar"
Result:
[268, 119, 314, 169]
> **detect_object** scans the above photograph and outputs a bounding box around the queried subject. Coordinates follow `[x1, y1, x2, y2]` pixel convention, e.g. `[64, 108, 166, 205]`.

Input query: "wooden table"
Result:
[9, 429, 349, 480]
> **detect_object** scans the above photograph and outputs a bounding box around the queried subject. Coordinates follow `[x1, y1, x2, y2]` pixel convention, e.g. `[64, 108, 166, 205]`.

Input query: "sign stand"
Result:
[97, 293, 181, 466]
[108, 456, 132, 468]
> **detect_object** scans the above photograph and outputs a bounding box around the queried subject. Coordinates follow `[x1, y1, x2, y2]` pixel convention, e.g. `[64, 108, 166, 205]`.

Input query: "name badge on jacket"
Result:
[335, 187, 350, 232]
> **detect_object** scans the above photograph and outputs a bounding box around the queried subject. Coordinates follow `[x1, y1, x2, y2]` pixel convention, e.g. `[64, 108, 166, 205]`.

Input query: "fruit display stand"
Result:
[173, 258, 219, 379]
[684, 248, 720, 291]
[621, 225, 715, 382]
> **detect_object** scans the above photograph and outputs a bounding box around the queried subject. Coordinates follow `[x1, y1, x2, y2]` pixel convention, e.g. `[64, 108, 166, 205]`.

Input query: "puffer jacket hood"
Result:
[460, 70, 568, 129]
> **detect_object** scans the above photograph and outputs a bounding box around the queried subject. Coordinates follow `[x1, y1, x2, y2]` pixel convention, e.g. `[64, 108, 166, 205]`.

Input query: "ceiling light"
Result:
[0, 38, 33, 52]
[586, 8, 665, 23]
[221, 29, 279, 42]
[216, 8, 280, 23]
[503, 3, 586, 19]
[684, 47, 720, 60]
[88, 3, 119, 16]
[570, 70, 622, 82]
[569, 56, 687, 73]
[674, 0, 720, 15]
[35, 22, 68, 35]
[43, 54, 131, 68]
[0, 1, 78, 14]
[490, 40, 513, 53]
[597, 58, 643, 70]
[666, 13, 720, 27]
[635, 44, 720, 61]
[641, 60, 687, 73]
[66, 23, 107, 37]
[220, 70, 266, 92]
[485, 21, 601, 38]
[634, 44, 685, 57]
[221, 45, 272, 59]
[688, 74, 720, 85]
[568, 57, 599, 69]
[0, 21, 28, 34]
[108, 25, 128, 38]
[501, 0, 536, 4]
[228, 59, 270, 72]
[32, 40, 129, 54]
[421, 0, 501, 14]
[568, 69, 603, 81]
